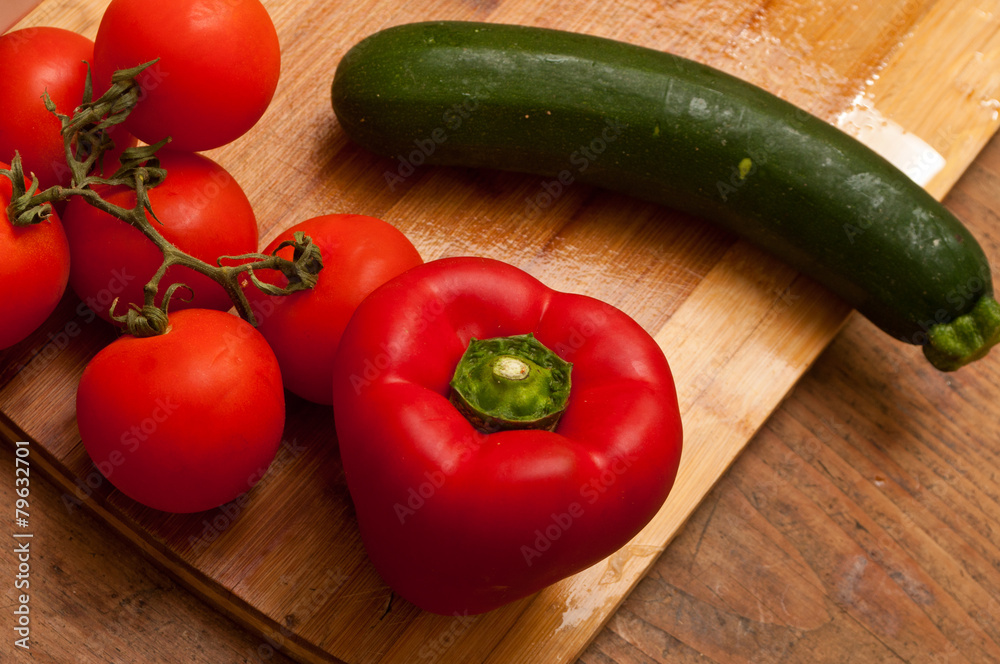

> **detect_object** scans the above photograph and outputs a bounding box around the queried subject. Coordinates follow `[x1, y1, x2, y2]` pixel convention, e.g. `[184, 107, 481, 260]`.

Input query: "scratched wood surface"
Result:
[2, 1, 1000, 663]
[5, 134, 1000, 664]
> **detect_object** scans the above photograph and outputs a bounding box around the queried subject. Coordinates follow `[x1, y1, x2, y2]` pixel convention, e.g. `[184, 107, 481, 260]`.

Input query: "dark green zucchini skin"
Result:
[332, 21, 998, 368]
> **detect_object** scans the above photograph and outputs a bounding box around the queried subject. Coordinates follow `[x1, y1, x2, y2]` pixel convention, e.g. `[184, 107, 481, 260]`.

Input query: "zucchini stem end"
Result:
[924, 295, 1000, 371]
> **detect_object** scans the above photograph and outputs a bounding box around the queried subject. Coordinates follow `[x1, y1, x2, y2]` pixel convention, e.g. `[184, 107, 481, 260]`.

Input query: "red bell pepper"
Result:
[332, 256, 683, 615]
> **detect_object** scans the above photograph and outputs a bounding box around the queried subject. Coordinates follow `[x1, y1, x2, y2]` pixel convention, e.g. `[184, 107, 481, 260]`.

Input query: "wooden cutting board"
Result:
[3, 1, 1000, 662]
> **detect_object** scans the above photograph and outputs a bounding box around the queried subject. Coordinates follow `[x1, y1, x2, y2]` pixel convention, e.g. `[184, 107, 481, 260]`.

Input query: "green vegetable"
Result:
[449, 333, 573, 432]
[331, 20, 999, 370]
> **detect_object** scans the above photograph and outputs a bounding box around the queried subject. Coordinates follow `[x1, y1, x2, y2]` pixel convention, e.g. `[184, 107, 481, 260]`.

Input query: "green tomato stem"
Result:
[0, 60, 323, 335]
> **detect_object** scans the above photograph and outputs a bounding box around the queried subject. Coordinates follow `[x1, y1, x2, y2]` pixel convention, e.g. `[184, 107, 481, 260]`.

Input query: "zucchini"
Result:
[331, 20, 1000, 370]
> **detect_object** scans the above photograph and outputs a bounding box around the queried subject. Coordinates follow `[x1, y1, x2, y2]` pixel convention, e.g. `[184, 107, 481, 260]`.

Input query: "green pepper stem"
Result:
[924, 295, 1000, 371]
[449, 334, 572, 433]
[493, 356, 530, 381]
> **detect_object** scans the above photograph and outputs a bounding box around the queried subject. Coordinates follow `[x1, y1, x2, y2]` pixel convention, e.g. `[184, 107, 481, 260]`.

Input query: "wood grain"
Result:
[3, 0, 1000, 663]
[5, 118, 999, 664]
[584, 137, 1000, 662]
[0, 436, 301, 664]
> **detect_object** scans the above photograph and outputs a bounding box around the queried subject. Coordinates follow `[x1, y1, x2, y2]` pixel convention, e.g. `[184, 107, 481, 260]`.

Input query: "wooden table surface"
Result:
[4, 1, 1000, 662]
[2, 120, 998, 664]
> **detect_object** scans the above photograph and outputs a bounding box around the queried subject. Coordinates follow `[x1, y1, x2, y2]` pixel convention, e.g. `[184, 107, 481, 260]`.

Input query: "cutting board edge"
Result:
[0, 413, 346, 664]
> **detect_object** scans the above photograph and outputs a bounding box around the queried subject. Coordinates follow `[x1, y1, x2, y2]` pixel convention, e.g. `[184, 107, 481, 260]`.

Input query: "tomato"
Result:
[1, 162, 71, 349]
[61, 150, 259, 323]
[0, 27, 136, 191]
[92, 0, 281, 151]
[244, 214, 423, 405]
[0, 27, 91, 190]
[76, 308, 285, 513]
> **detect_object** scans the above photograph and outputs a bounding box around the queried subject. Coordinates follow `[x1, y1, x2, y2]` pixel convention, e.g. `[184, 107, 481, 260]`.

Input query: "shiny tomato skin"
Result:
[92, 0, 281, 151]
[75, 308, 285, 513]
[61, 150, 259, 323]
[245, 214, 423, 405]
[0, 27, 92, 190]
[0, 27, 134, 190]
[0, 162, 71, 349]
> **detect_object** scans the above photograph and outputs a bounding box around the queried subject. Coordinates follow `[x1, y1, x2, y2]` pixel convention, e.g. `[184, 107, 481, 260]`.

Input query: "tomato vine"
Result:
[0, 60, 322, 337]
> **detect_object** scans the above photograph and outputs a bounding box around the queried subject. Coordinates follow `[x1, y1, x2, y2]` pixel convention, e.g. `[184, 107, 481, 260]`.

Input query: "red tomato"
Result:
[0, 27, 135, 190]
[1, 162, 71, 349]
[76, 308, 285, 513]
[61, 150, 259, 323]
[92, 0, 281, 151]
[244, 214, 423, 405]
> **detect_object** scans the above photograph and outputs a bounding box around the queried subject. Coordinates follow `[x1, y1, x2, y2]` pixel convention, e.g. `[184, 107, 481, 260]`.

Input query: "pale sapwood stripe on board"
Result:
[470, 271, 849, 664]
[364, 245, 846, 664]
[877, 0, 1000, 199]
[583, 133, 1000, 664]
